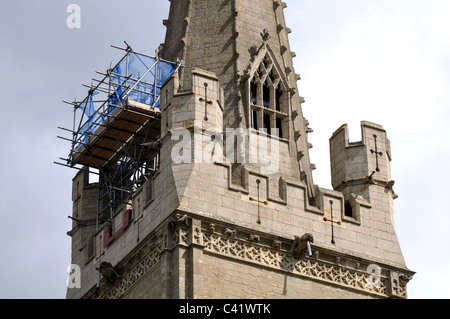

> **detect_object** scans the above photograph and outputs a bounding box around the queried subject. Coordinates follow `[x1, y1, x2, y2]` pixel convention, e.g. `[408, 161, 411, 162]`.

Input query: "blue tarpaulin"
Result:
[109, 52, 177, 109]
[77, 51, 178, 146]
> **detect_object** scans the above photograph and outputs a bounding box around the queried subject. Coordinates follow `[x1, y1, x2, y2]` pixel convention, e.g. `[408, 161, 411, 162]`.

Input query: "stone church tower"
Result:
[65, 0, 414, 299]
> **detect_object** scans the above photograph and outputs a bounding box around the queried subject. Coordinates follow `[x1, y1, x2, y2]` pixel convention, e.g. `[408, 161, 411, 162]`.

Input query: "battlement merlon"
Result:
[330, 121, 393, 192]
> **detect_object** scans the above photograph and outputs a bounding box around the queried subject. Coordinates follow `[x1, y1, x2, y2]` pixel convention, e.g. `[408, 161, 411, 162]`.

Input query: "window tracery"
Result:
[246, 49, 289, 140]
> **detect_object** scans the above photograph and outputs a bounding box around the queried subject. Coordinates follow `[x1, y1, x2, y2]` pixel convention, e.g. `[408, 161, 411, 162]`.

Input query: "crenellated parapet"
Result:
[330, 121, 397, 201]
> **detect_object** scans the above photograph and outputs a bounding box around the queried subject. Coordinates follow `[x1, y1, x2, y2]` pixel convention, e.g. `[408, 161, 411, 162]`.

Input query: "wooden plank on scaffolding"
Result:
[72, 99, 161, 169]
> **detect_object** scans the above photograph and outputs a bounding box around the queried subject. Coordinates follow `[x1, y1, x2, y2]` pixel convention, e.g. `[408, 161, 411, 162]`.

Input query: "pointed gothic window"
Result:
[344, 201, 353, 218]
[246, 49, 289, 140]
[342, 198, 361, 225]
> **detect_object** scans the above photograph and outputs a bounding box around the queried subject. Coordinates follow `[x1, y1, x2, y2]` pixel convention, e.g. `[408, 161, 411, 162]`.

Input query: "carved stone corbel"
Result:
[224, 228, 237, 238]
[272, 240, 282, 249]
[292, 233, 314, 259]
[170, 213, 189, 229]
[97, 262, 122, 285]
[248, 234, 261, 243]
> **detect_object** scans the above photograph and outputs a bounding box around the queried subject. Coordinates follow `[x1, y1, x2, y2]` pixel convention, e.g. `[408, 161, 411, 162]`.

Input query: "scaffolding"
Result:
[56, 43, 181, 227]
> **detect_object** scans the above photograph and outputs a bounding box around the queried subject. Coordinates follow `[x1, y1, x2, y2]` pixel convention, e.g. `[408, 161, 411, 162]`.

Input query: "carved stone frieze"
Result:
[95, 232, 165, 299]
[202, 230, 411, 298]
[88, 213, 411, 299]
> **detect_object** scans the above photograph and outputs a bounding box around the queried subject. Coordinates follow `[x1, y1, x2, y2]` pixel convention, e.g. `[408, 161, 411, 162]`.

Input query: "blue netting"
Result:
[79, 91, 99, 143]
[109, 52, 177, 109]
[76, 51, 178, 149]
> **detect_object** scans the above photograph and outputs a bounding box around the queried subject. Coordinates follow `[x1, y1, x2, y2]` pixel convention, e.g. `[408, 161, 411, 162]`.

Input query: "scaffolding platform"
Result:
[58, 44, 180, 171]
[72, 98, 161, 169]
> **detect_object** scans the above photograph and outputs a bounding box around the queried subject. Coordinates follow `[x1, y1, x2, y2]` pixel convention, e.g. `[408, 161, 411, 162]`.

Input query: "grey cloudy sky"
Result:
[0, 0, 448, 299]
